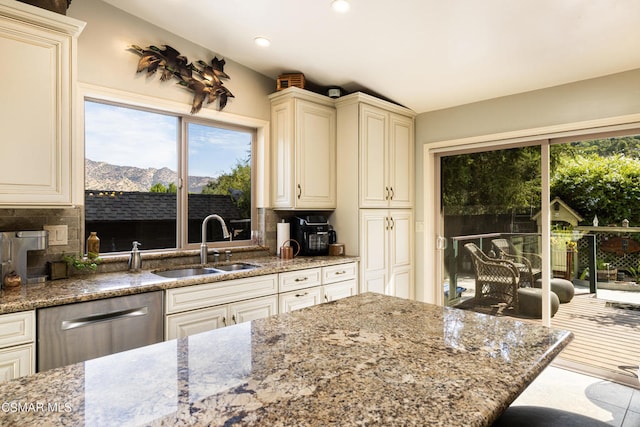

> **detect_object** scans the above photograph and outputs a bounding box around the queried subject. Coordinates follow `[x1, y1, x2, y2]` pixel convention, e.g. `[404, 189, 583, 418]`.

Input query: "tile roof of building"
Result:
[85, 191, 243, 222]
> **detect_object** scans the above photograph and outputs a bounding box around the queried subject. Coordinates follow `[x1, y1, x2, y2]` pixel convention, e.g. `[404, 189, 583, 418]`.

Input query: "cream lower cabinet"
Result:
[360, 210, 413, 299]
[166, 296, 277, 340]
[165, 274, 278, 340]
[279, 263, 358, 312]
[322, 263, 358, 302]
[0, 311, 35, 382]
[278, 268, 323, 313]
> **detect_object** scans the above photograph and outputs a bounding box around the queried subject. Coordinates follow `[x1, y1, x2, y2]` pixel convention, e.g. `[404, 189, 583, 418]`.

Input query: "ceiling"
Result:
[101, 0, 640, 114]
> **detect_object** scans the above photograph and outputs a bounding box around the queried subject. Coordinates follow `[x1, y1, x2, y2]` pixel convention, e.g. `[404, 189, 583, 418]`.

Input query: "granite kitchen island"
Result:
[0, 293, 572, 426]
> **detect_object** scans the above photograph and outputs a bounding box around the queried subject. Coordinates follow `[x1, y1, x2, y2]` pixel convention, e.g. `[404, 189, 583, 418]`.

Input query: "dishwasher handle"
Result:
[61, 306, 149, 331]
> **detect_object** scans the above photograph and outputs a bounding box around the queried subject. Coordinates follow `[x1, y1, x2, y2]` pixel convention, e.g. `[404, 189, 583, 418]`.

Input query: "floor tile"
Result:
[508, 367, 632, 426]
[629, 390, 640, 413]
[622, 410, 640, 427]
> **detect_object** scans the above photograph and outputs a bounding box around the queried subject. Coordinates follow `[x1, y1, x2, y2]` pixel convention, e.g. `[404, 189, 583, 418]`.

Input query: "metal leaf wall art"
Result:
[129, 44, 234, 114]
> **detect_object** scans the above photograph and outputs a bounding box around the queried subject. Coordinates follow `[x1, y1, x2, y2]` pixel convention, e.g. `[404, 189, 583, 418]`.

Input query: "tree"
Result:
[441, 146, 542, 214]
[202, 160, 251, 218]
[149, 182, 177, 193]
[551, 154, 640, 226]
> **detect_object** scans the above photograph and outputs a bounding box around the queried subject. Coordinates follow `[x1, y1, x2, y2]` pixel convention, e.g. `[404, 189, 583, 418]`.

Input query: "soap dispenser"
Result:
[128, 241, 142, 272]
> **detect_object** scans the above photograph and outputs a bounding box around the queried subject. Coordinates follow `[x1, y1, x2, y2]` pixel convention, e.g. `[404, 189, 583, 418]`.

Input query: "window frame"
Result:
[77, 83, 270, 255]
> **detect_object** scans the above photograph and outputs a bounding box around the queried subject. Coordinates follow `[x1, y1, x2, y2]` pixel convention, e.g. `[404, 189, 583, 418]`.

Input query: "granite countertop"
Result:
[0, 293, 573, 426]
[0, 256, 358, 314]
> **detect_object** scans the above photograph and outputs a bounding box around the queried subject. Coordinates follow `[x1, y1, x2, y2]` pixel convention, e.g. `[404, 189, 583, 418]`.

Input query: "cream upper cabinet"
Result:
[0, 1, 85, 206]
[360, 104, 414, 208]
[269, 87, 336, 210]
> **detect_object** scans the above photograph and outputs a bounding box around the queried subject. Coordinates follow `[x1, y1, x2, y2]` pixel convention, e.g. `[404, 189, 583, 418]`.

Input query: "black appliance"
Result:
[291, 215, 336, 256]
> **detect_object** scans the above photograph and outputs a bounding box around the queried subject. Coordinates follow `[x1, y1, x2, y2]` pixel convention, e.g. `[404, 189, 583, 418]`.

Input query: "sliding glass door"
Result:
[438, 145, 543, 311]
[435, 130, 640, 316]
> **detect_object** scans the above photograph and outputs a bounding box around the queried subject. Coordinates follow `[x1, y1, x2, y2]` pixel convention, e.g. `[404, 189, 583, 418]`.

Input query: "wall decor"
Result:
[17, 0, 71, 15]
[129, 44, 233, 114]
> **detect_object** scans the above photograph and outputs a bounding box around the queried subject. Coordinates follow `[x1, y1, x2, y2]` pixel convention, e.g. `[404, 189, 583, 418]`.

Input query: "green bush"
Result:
[551, 154, 640, 226]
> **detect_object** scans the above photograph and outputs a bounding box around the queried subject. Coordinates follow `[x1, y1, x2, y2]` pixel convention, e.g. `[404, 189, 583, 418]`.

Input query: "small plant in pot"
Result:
[62, 253, 101, 273]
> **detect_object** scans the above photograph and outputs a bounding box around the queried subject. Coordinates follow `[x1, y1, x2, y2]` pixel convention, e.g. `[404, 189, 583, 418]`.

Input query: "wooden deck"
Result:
[525, 292, 640, 389]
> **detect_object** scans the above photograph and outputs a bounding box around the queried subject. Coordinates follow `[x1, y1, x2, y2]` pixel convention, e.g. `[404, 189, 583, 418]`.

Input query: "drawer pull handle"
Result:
[61, 306, 148, 331]
[232, 315, 237, 324]
[295, 277, 308, 282]
[222, 317, 227, 327]
[295, 292, 309, 297]
[335, 270, 347, 275]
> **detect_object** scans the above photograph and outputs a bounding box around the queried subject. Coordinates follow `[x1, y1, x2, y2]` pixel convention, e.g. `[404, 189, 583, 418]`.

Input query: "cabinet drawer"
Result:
[0, 344, 34, 382]
[323, 279, 358, 303]
[322, 262, 357, 285]
[0, 311, 35, 348]
[279, 268, 322, 292]
[166, 274, 277, 314]
[279, 287, 322, 313]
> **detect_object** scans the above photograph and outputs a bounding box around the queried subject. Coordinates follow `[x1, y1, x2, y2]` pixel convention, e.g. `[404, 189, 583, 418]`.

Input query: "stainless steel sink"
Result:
[213, 263, 258, 272]
[153, 267, 222, 278]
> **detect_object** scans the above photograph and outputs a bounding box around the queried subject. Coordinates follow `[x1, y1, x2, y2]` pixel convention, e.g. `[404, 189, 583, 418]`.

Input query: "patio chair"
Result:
[464, 243, 521, 307]
[491, 238, 542, 287]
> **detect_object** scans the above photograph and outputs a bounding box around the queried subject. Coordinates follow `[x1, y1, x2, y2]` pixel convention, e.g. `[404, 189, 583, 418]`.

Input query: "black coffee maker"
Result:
[291, 215, 336, 256]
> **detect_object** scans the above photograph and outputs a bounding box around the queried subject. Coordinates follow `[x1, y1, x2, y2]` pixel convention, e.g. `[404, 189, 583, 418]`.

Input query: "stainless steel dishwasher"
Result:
[37, 291, 163, 372]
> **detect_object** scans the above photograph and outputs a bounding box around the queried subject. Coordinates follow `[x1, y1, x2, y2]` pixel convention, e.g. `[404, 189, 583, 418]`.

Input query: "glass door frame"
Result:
[423, 121, 640, 327]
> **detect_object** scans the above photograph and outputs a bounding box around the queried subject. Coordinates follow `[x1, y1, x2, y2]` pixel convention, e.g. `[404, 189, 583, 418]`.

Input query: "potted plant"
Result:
[62, 253, 102, 273]
[596, 259, 617, 282]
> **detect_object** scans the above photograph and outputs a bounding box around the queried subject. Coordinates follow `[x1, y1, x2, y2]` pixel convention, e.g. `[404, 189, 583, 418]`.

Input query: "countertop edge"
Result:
[0, 256, 359, 314]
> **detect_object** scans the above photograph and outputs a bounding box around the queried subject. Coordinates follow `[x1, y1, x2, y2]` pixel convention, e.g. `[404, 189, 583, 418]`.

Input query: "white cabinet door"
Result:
[295, 100, 336, 209]
[165, 305, 229, 340]
[389, 210, 414, 299]
[359, 105, 388, 208]
[0, 344, 34, 382]
[272, 99, 294, 207]
[229, 295, 277, 325]
[360, 211, 388, 294]
[279, 287, 322, 313]
[388, 114, 414, 208]
[0, 2, 84, 206]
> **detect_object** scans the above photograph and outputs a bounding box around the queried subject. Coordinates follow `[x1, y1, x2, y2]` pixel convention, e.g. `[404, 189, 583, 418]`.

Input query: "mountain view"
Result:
[85, 159, 216, 193]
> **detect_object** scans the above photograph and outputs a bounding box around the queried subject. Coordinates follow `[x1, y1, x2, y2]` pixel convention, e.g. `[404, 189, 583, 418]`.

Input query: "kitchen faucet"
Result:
[200, 214, 230, 264]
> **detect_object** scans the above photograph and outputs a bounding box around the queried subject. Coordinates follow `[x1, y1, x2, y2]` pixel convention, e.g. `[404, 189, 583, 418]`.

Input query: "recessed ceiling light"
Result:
[254, 37, 271, 47]
[331, 0, 350, 13]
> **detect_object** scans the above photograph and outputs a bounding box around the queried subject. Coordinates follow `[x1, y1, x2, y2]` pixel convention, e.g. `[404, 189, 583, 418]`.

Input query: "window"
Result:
[84, 99, 255, 254]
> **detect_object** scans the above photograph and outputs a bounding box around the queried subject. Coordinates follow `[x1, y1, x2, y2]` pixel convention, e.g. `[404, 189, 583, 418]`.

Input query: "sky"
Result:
[84, 101, 251, 177]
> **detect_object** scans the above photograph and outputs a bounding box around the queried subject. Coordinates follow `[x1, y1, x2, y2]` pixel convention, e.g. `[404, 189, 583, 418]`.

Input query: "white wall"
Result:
[414, 69, 640, 302]
[68, 0, 274, 121]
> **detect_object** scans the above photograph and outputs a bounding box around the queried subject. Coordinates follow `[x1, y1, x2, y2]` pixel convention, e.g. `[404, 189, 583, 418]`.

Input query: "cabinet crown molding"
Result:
[335, 92, 416, 118]
[0, 0, 85, 35]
